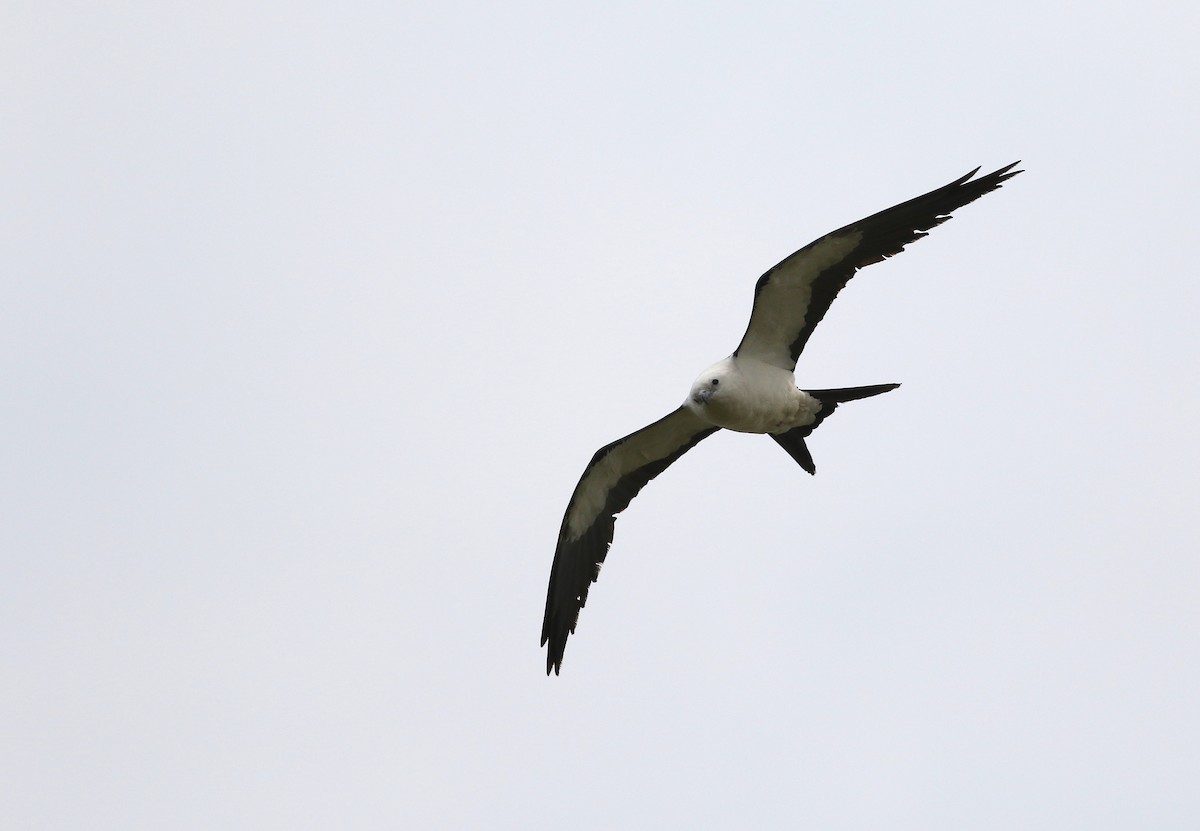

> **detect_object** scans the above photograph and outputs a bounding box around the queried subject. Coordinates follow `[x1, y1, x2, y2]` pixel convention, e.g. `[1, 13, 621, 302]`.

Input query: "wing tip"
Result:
[969, 160, 1024, 189]
[541, 598, 577, 676]
[541, 625, 566, 675]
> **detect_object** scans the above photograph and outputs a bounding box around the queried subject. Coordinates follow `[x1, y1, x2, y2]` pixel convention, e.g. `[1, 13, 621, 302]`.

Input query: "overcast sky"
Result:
[4, 1, 1198, 828]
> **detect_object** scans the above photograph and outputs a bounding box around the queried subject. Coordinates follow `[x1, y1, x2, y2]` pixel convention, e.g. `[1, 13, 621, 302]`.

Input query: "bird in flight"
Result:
[541, 163, 1022, 674]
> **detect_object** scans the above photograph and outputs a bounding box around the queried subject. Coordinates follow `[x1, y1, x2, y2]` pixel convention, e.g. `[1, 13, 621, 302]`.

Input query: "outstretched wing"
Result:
[734, 162, 1022, 371]
[542, 407, 719, 675]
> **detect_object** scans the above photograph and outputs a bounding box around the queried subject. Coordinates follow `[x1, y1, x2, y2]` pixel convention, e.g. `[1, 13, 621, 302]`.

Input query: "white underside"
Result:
[686, 356, 819, 434]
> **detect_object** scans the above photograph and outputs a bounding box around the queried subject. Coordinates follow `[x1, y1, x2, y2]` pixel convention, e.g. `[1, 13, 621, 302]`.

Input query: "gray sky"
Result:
[4, 1, 1198, 828]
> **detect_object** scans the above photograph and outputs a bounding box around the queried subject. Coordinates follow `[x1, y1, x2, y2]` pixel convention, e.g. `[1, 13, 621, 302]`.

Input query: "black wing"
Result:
[734, 162, 1022, 370]
[542, 407, 720, 675]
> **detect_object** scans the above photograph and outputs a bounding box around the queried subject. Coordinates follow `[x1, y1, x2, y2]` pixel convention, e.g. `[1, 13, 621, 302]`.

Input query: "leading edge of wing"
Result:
[541, 406, 720, 675]
[734, 162, 1023, 370]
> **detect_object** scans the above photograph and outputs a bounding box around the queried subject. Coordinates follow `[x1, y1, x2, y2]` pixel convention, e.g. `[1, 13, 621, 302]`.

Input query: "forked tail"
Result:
[769, 383, 900, 474]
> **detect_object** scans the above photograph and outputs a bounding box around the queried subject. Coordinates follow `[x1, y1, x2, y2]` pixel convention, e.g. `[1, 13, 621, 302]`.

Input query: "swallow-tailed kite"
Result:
[541, 163, 1022, 674]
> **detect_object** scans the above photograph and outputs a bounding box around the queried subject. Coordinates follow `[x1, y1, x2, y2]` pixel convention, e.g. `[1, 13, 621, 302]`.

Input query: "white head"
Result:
[686, 358, 736, 412]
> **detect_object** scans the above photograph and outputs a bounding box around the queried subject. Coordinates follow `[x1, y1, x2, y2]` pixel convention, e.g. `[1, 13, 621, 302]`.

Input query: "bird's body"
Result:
[687, 356, 820, 434]
[542, 163, 1022, 674]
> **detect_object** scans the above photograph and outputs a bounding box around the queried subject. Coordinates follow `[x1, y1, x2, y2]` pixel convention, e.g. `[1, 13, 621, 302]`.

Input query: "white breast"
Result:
[688, 356, 819, 434]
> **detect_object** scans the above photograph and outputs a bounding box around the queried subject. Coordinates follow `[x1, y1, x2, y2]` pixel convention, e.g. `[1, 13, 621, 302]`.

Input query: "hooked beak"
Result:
[691, 388, 712, 406]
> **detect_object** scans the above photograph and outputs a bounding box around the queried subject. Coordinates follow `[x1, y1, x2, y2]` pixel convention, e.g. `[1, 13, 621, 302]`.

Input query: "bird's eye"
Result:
[710, 379, 719, 386]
